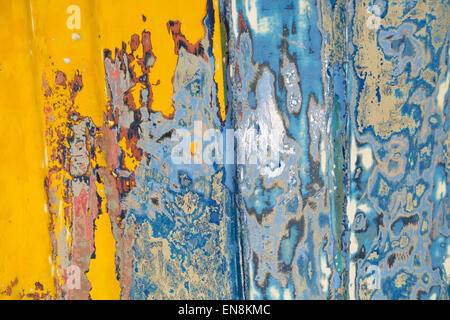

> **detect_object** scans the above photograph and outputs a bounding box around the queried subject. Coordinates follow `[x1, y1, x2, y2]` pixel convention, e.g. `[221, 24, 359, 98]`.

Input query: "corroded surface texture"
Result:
[346, 0, 449, 300]
[224, 0, 449, 299]
[39, 1, 240, 299]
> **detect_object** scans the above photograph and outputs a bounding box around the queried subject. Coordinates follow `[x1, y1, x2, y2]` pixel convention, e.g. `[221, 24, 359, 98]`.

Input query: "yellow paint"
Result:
[0, 0, 55, 299]
[118, 137, 140, 172]
[130, 82, 146, 110]
[87, 211, 120, 299]
[212, 0, 226, 122]
[94, 0, 207, 118]
[87, 178, 120, 299]
[0, 0, 211, 299]
[94, 145, 107, 168]
[30, 0, 105, 127]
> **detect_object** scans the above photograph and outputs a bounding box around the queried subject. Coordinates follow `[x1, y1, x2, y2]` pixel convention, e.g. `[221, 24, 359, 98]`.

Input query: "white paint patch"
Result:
[347, 198, 357, 225]
[49, 256, 54, 276]
[444, 246, 450, 285]
[444, 255, 450, 285]
[358, 203, 372, 213]
[436, 45, 450, 111]
[436, 179, 446, 200]
[268, 286, 280, 299]
[231, 0, 238, 39]
[245, 0, 271, 34]
[298, 0, 311, 28]
[360, 146, 373, 169]
[250, 69, 287, 178]
[351, 134, 374, 171]
[283, 289, 293, 300]
[366, 265, 381, 290]
[350, 233, 358, 255]
[71, 32, 81, 40]
[260, 161, 285, 178]
[351, 134, 357, 173]
[320, 252, 331, 295]
[63, 58, 71, 64]
[349, 262, 356, 300]
[248, 262, 261, 299]
[299, 0, 310, 15]
[320, 139, 327, 177]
